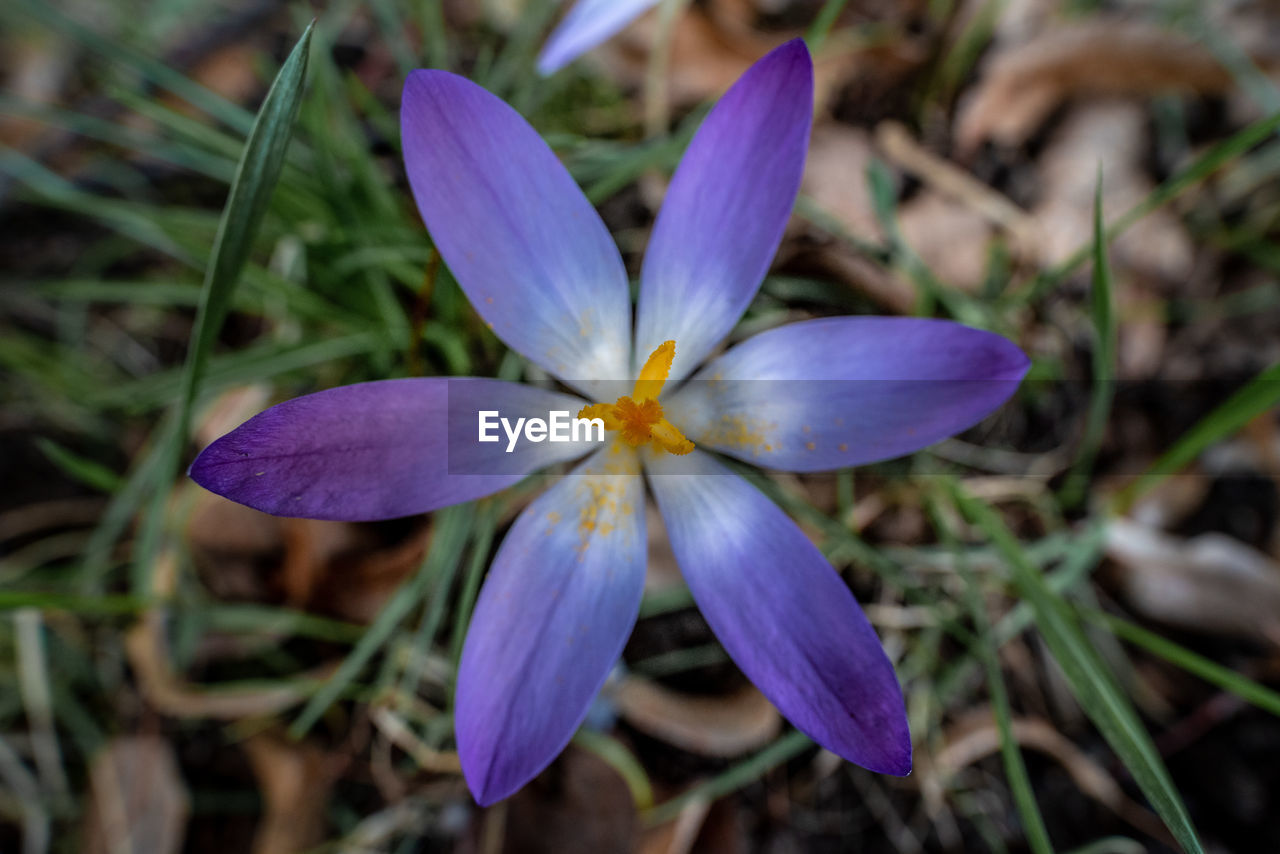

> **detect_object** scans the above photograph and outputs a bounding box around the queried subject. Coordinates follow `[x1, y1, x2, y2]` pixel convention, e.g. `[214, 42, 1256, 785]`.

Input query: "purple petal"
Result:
[456, 448, 646, 805]
[646, 450, 910, 774]
[189, 379, 595, 521]
[634, 39, 813, 382]
[401, 72, 631, 397]
[537, 0, 661, 75]
[664, 317, 1029, 471]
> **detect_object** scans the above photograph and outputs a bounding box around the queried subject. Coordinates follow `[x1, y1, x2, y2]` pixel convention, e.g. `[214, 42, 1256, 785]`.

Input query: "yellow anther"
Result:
[577, 339, 693, 456]
[633, 340, 676, 401]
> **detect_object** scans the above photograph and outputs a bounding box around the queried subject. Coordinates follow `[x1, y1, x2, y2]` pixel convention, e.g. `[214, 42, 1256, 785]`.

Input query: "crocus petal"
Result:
[646, 449, 910, 774]
[456, 447, 646, 804]
[664, 317, 1029, 471]
[634, 39, 813, 382]
[537, 0, 661, 75]
[190, 379, 596, 521]
[402, 72, 631, 397]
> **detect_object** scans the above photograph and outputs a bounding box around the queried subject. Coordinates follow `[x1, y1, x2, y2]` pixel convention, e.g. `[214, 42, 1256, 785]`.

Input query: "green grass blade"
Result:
[1061, 175, 1116, 507]
[1088, 611, 1280, 717]
[642, 730, 812, 826]
[14, 0, 256, 135]
[948, 486, 1204, 854]
[34, 439, 124, 494]
[128, 23, 313, 595]
[289, 504, 474, 739]
[804, 0, 850, 54]
[174, 22, 314, 446]
[929, 497, 1054, 854]
[1117, 360, 1280, 510]
[1019, 109, 1280, 304]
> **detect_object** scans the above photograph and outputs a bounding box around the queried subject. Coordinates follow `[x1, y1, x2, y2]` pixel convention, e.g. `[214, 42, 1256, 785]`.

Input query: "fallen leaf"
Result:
[957, 20, 1237, 154]
[243, 731, 336, 854]
[1106, 519, 1280, 642]
[609, 675, 781, 757]
[1032, 100, 1194, 284]
[801, 123, 881, 241]
[897, 190, 993, 292]
[928, 710, 1171, 844]
[84, 737, 189, 854]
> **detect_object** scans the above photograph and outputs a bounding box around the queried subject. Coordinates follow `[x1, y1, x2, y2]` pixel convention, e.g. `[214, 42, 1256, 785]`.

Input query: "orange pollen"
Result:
[577, 340, 694, 456]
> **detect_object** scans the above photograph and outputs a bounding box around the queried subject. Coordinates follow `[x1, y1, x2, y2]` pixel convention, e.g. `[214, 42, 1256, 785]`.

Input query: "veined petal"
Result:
[646, 449, 910, 774]
[456, 446, 646, 805]
[537, 0, 661, 75]
[402, 71, 631, 397]
[189, 379, 595, 521]
[664, 317, 1029, 471]
[634, 39, 813, 382]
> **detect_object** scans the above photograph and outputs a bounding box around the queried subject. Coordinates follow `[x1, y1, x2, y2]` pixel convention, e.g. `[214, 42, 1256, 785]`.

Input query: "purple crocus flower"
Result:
[190, 41, 1028, 805]
[538, 0, 661, 75]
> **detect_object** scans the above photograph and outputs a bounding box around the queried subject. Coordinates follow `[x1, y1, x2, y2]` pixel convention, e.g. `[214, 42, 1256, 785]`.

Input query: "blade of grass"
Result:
[572, 729, 654, 809]
[1016, 109, 1280, 305]
[642, 730, 813, 826]
[948, 485, 1203, 854]
[1115, 360, 1280, 511]
[928, 496, 1053, 854]
[290, 504, 474, 739]
[130, 23, 313, 594]
[34, 439, 124, 494]
[1061, 175, 1116, 508]
[805, 0, 851, 54]
[1086, 611, 1280, 717]
[14, 0, 256, 135]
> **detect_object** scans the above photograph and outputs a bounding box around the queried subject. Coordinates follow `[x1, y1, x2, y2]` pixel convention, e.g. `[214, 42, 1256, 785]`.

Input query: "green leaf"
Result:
[928, 496, 1054, 854]
[1018, 109, 1280, 304]
[1061, 174, 1116, 507]
[1117, 359, 1280, 510]
[35, 439, 123, 494]
[289, 503, 474, 739]
[948, 486, 1204, 854]
[1088, 611, 1280, 717]
[128, 22, 314, 595]
[642, 730, 812, 826]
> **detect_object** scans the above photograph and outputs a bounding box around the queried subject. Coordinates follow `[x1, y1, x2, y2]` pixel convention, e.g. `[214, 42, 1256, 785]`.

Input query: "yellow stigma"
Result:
[578, 340, 694, 455]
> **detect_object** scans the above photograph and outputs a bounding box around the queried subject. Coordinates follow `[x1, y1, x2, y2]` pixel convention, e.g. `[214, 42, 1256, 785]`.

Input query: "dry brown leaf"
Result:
[487, 746, 636, 854]
[84, 737, 189, 854]
[127, 609, 313, 720]
[801, 123, 881, 241]
[957, 20, 1235, 154]
[1107, 519, 1280, 643]
[929, 711, 1171, 844]
[603, 8, 773, 107]
[897, 191, 993, 292]
[610, 675, 781, 757]
[876, 120, 1036, 252]
[803, 244, 917, 314]
[157, 42, 263, 118]
[1033, 100, 1194, 284]
[243, 731, 336, 854]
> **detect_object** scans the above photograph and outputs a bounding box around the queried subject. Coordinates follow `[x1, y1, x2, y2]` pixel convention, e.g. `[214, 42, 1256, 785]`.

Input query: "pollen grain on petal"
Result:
[703, 412, 776, 458]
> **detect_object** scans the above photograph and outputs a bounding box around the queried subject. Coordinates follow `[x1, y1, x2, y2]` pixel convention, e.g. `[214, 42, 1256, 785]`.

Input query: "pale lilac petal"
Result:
[456, 448, 646, 805]
[664, 317, 1029, 471]
[402, 72, 630, 397]
[189, 379, 596, 521]
[537, 0, 661, 75]
[646, 450, 910, 774]
[634, 40, 813, 382]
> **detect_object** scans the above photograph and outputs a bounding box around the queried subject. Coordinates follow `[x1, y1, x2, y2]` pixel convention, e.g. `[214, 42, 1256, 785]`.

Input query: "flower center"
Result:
[578, 340, 694, 456]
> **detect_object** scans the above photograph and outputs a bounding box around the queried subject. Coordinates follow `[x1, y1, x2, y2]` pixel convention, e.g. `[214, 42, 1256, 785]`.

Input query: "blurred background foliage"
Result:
[2, 0, 1280, 852]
